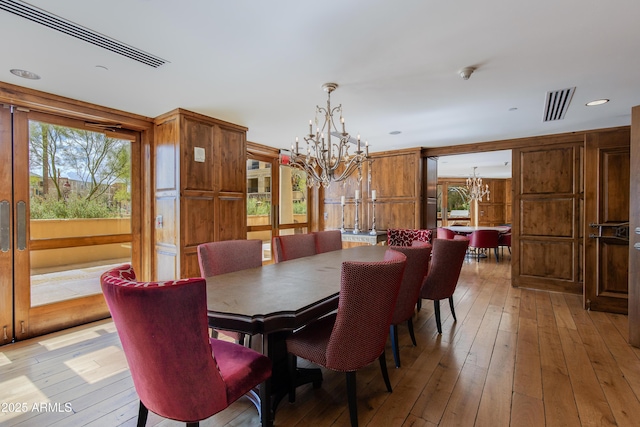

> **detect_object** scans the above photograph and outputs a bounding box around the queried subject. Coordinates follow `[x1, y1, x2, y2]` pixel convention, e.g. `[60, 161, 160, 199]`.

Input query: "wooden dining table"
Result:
[205, 245, 389, 426]
[443, 225, 511, 234]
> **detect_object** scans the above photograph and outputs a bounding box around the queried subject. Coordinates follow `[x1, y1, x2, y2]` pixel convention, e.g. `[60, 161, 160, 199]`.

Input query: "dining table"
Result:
[205, 245, 389, 427]
[443, 225, 511, 234]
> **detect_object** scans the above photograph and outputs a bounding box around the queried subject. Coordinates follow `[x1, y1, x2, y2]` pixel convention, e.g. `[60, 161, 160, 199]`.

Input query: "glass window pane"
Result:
[30, 243, 131, 306]
[247, 160, 272, 225]
[29, 120, 132, 236]
[279, 166, 307, 225]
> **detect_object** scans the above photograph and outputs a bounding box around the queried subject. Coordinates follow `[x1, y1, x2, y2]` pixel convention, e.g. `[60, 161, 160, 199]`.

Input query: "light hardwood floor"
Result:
[2, 256, 640, 426]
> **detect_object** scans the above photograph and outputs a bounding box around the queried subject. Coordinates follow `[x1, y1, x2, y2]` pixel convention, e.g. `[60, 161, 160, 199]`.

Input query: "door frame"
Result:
[0, 81, 153, 343]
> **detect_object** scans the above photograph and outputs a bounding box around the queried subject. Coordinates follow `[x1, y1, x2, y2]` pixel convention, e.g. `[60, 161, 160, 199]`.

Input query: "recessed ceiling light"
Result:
[389, 131, 401, 135]
[10, 69, 40, 80]
[586, 99, 609, 106]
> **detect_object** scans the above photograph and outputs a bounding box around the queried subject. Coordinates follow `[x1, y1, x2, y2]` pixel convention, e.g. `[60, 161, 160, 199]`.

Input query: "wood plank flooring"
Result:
[1, 256, 639, 426]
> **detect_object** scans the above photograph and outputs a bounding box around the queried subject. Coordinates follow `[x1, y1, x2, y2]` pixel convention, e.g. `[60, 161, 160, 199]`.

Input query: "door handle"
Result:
[17, 201, 26, 250]
[0, 200, 9, 252]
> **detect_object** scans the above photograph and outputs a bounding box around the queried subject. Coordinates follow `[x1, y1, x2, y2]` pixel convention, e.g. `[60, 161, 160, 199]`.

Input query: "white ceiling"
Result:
[2, 0, 639, 158]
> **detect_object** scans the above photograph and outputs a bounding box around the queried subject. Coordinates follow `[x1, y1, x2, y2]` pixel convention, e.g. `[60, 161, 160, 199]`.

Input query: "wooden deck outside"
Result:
[1, 255, 639, 426]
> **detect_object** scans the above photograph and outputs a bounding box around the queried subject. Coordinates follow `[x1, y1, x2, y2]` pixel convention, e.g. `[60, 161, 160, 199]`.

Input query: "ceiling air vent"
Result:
[0, 0, 168, 68]
[543, 87, 575, 122]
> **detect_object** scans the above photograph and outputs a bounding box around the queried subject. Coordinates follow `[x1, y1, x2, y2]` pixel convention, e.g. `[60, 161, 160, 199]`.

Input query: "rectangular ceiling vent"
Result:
[0, 0, 168, 68]
[543, 87, 576, 122]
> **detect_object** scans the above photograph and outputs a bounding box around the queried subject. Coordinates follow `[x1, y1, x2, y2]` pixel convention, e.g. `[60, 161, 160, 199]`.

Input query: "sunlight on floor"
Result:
[0, 376, 49, 422]
[38, 322, 117, 351]
[0, 352, 11, 367]
[63, 345, 128, 384]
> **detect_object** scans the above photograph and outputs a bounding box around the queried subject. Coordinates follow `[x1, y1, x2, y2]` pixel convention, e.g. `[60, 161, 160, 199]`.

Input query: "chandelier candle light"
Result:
[369, 190, 377, 235]
[466, 167, 490, 202]
[289, 83, 370, 188]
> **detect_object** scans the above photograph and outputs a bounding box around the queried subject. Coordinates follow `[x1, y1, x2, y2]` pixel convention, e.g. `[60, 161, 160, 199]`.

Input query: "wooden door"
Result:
[584, 129, 630, 313]
[629, 106, 640, 346]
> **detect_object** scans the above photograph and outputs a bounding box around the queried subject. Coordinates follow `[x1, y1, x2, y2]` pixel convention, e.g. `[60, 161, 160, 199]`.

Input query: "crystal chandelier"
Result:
[289, 83, 369, 188]
[466, 167, 490, 201]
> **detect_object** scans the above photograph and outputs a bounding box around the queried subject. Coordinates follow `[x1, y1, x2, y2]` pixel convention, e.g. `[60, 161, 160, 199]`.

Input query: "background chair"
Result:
[436, 227, 456, 240]
[420, 238, 469, 334]
[388, 244, 432, 368]
[272, 233, 317, 263]
[498, 232, 512, 257]
[285, 250, 406, 427]
[468, 229, 500, 262]
[197, 239, 262, 345]
[313, 229, 343, 253]
[101, 265, 272, 426]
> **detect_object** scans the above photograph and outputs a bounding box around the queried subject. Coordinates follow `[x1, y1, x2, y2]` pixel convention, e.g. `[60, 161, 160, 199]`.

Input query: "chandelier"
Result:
[466, 167, 490, 201]
[289, 83, 369, 188]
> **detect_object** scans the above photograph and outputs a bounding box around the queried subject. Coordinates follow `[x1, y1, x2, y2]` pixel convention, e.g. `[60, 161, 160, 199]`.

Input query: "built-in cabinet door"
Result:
[630, 105, 640, 347]
[584, 130, 631, 313]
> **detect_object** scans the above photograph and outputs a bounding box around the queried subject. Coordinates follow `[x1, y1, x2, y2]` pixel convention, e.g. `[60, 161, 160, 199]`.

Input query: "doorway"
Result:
[0, 108, 140, 343]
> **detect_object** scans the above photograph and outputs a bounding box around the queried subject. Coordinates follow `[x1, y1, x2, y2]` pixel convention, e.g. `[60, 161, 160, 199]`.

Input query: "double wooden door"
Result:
[0, 107, 139, 344]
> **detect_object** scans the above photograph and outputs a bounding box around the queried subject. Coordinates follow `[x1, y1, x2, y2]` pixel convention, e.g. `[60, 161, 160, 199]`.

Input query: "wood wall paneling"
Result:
[513, 142, 582, 294]
[153, 109, 247, 279]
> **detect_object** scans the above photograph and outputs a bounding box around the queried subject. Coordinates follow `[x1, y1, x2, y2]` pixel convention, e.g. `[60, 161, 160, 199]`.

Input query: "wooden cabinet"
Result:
[153, 109, 247, 280]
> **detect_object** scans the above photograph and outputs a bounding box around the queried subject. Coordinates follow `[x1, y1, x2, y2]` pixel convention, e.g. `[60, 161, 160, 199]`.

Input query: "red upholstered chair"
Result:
[313, 229, 343, 253]
[387, 228, 433, 246]
[498, 232, 512, 257]
[388, 244, 432, 368]
[100, 265, 272, 426]
[420, 238, 469, 334]
[272, 233, 317, 263]
[197, 239, 262, 345]
[285, 249, 407, 427]
[436, 227, 456, 240]
[469, 229, 500, 262]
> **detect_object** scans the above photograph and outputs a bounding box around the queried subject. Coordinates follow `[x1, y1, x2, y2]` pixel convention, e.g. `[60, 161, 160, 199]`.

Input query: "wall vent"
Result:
[0, 0, 168, 68]
[543, 87, 575, 121]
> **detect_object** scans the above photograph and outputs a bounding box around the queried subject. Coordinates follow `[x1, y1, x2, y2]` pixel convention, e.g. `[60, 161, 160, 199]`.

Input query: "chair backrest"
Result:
[197, 239, 262, 277]
[436, 227, 456, 240]
[387, 228, 433, 246]
[325, 249, 406, 371]
[272, 233, 317, 262]
[313, 230, 343, 253]
[469, 229, 500, 248]
[499, 233, 512, 247]
[100, 265, 229, 421]
[389, 245, 432, 324]
[420, 238, 469, 301]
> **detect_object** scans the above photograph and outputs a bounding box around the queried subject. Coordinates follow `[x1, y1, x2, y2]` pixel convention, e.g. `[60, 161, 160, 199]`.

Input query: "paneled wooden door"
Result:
[584, 129, 630, 313]
[0, 107, 139, 343]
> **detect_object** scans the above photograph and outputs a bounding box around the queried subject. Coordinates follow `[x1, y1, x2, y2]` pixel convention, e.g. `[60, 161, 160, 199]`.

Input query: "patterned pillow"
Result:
[387, 229, 433, 246]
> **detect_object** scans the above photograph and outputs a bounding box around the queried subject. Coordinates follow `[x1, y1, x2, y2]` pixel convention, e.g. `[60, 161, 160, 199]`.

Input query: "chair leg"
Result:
[378, 351, 393, 392]
[449, 296, 457, 322]
[390, 324, 401, 368]
[417, 298, 422, 311]
[186, 423, 199, 427]
[407, 317, 417, 347]
[346, 371, 359, 427]
[137, 401, 148, 427]
[494, 247, 499, 262]
[434, 300, 442, 334]
[288, 353, 297, 403]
